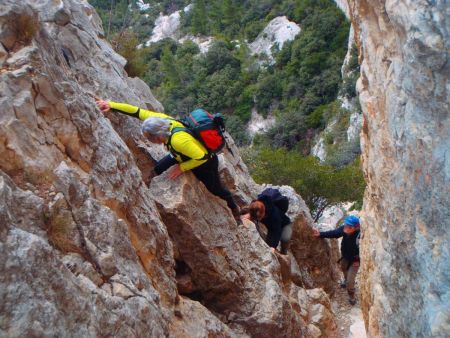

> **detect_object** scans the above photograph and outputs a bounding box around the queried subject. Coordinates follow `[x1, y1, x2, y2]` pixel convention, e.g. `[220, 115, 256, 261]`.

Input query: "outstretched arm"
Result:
[317, 226, 345, 239]
[95, 98, 171, 120]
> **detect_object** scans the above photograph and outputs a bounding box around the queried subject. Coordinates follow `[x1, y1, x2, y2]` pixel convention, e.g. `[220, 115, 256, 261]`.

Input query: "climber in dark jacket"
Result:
[245, 190, 292, 254]
[313, 215, 361, 305]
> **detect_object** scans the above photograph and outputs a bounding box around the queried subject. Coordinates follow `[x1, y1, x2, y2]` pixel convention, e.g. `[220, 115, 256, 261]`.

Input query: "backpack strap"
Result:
[167, 125, 189, 160]
[166, 124, 210, 161]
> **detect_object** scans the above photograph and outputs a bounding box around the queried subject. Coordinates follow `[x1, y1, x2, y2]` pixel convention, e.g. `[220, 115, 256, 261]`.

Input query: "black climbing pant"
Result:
[154, 154, 237, 210]
[192, 155, 237, 210]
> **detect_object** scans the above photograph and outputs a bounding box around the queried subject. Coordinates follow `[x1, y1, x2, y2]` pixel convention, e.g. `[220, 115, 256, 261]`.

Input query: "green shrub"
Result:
[234, 85, 255, 123]
[324, 132, 334, 145]
[307, 104, 327, 129]
[340, 44, 360, 99]
[225, 115, 251, 146]
[341, 71, 359, 99]
[244, 21, 267, 41]
[325, 137, 361, 167]
[144, 59, 163, 88]
[111, 30, 148, 78]
[243, 146, 365, 220]
[255, 73, 282, 117]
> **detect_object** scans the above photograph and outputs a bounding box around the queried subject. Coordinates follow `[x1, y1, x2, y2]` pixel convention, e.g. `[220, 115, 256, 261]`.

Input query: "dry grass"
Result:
[23, 168, 53, 186]
[45, 205, 82, 255]
[10, 11, 40, 46]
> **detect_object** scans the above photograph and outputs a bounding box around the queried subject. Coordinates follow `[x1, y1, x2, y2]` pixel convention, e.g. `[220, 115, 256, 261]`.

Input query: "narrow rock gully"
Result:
[331, 274, 366, 338]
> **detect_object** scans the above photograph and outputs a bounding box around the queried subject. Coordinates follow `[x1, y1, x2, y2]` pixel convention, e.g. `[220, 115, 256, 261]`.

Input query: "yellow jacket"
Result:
[109, 102, 209, 171]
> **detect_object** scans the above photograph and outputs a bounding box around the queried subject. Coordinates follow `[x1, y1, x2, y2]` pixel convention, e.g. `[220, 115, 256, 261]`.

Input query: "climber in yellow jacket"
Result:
[95, 98, 241, 223]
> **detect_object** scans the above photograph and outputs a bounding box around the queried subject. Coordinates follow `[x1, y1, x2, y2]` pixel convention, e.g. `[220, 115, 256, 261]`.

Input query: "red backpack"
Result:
[170, 108, 226, 154]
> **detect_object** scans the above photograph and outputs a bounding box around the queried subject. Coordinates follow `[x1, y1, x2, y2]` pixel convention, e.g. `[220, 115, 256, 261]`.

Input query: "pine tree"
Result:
[191, 0, 208, 35]
[161, 46, 179, 87]
[226, 0, 244, 35]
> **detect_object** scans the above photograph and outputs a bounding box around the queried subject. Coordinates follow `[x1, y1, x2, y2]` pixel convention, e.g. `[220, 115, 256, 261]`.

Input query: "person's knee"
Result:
[154, 155, 177, 175]
[154, 165, 164, 176]
[220, 191, 233, 202]
[280, 225, 293, 242]
[265, 231, 280, 248]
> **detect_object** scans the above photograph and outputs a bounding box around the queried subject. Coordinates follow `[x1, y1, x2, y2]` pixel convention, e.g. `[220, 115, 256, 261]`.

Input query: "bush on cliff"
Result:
[242, 146, 365, 220]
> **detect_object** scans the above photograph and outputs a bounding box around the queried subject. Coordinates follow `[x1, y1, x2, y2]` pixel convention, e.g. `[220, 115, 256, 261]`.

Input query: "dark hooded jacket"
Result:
[319, 226, 360, 262]
[258, 195, 291, 248]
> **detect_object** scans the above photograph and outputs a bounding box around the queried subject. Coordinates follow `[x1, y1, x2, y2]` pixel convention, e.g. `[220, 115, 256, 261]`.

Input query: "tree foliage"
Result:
[141, 39, 253, 144]
[90, 0, 365, 216]
[340, 44, 360, 99]
[111, 30, 147, 78]
[92, 0, 352, 152]
[243, 147, 365, 220]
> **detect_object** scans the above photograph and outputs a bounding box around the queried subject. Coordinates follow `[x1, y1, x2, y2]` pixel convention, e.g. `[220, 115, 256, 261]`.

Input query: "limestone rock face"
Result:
[333, 0, 350, 19]
[0, 172, 170, 337]
[249, 16, 301, 64]
[149, 175, 337, 337]
[348, 1, 449, 337]
[169, 297, 248, 338]
[0, 0, 339, 337]
[278, 185, 341, 293]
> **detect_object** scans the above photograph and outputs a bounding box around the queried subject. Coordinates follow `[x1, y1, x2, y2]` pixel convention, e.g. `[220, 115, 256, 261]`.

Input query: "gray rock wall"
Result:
[348, 0, 449, 337]
[333, 0, 350, 19]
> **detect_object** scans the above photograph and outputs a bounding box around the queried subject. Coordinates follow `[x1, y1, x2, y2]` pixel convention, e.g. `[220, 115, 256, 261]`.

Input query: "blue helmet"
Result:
[344, 215, 360, 227]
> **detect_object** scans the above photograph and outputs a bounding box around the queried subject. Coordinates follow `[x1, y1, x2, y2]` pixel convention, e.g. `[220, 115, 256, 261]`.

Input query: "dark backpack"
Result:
[171, 108, 226, 154]
[258, 188, 289, 214]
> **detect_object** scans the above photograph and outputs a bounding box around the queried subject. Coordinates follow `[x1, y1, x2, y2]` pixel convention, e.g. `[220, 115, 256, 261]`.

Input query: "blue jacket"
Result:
[259, 195, 291, 248]
[320, 226, 360, 262]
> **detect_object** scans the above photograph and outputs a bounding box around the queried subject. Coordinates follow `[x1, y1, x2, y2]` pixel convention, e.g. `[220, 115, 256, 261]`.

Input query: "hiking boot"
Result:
[231, 207, 243, 225]
[280, 241, 290, 255]
[348, 290, 356, 305]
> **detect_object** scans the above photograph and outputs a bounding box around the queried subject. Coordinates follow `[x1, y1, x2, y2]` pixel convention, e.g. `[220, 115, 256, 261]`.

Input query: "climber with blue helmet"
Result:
[312, 215, 361, 305]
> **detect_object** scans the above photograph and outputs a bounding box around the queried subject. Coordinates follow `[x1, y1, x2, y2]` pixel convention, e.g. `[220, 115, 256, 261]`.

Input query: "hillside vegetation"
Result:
[90, 0, 364, 218]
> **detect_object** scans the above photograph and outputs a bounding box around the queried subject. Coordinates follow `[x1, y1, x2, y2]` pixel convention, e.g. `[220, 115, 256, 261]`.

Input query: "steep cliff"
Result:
[333, 0, 350, 20]
[312, 1, 362, 164]
[0, 1, 341, 337]
[349, 1, 449, 337]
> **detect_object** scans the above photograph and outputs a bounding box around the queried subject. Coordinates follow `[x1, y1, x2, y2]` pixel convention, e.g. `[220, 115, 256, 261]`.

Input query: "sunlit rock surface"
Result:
[249, 16, 301, 64]
[349, 0, 449, 336]
[246, 108, 276, 137]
